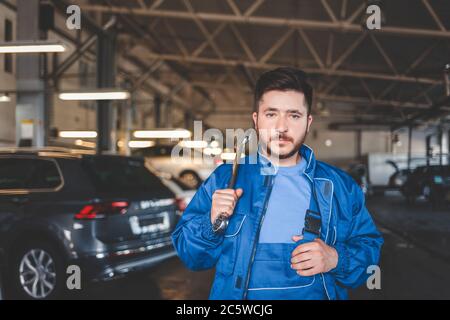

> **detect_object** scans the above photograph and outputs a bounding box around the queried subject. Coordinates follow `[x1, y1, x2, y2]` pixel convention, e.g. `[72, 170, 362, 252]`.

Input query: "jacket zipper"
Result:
[242, 174, 275, 299]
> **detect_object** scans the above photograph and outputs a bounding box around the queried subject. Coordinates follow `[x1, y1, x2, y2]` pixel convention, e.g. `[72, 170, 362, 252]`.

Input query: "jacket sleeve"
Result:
[171, 166, 229, 271]
[330, 184, 384, 289]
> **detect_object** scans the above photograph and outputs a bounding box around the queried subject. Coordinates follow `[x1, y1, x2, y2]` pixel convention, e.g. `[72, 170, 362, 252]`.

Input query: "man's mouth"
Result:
[272, 136, 293, 143]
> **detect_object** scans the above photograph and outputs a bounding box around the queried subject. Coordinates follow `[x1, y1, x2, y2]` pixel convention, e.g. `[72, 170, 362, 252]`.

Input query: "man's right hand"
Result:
[211, 188, 244, 224]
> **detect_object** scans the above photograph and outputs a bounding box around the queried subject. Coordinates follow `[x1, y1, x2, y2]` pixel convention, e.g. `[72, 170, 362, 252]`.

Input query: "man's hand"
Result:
[290, 235, 338, 276]
[210, 188, 243, 224]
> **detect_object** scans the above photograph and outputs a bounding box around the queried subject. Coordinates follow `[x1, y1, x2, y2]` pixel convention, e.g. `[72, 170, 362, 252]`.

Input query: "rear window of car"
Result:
[82, 157, 167, 192]
[132, 145, 203, 158]
[132, 146, 172, 157]
[0, 157, 62, 190]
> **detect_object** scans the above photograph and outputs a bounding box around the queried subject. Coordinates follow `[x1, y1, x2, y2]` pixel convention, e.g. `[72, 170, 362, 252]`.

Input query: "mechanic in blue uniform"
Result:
[172, 67, 383, 300]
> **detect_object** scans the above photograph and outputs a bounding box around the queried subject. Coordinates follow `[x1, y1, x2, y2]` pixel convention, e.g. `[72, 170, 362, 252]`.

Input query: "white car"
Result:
[160, 176, 196, 216]
[133, 145, 219, 189]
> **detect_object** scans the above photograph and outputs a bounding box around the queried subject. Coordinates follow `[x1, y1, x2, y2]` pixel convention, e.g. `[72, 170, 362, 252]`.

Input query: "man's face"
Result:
[252, 90, 313, 160]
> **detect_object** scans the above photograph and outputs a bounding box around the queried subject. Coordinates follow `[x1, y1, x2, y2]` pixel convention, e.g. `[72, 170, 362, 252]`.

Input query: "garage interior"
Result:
[0, 0, 449, 300]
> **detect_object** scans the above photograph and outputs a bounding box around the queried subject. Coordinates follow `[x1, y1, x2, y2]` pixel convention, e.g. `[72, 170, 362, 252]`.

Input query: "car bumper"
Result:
[76, 236, 177, 282]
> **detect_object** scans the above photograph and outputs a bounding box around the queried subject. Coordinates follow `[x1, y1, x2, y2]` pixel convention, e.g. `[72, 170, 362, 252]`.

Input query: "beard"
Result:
[259, 128, 308, 160]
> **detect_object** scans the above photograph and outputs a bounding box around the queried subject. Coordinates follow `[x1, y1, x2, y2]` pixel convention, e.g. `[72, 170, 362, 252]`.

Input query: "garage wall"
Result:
[306, 120, 357, 162]
[0, 4, 16, 146]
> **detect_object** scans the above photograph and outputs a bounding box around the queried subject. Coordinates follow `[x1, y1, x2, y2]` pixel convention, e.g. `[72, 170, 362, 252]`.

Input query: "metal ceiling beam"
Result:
[320, 0, 337, 22]
[244, 0, 265, 17]
[259, 28, 295, 63]
[226, 0, 242, 16]
[326, 33, 334, 67]
[52, 0, 213, 125]
[136, 0, 147, 9]
[190, 80, 431, 109]
[421, 0, 446, 32]
[150, 0, 165, 10]
[162, 19, 189, 57]
[130, 60, 164, 92]
[369, 33, 398, 75]
[345, 2, 365, 24]
[142, 51, 442, 85]
[298, 28, 324, 69]
[377, 43, 437, 99]
[101, 1, 216, 110]
[330, 32, 366, 71]
[80, 4, 450, 39]
[192, 23, 227, 57]
[47, 17, 116, 81]
[230, 24, 257, 62]
[340, 0, 348, 20]
[359, 78, 375, 102]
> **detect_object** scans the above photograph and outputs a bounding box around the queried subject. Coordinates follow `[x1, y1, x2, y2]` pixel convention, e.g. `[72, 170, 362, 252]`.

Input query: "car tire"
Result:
[6, 240, 66, 300]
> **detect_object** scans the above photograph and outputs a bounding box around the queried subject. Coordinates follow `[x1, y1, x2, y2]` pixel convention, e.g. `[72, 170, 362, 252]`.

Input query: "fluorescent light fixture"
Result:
[178, 140, 208, 148]
[128, 140, 156, 148]
[59, 131, 97, 138]
[74, 139, 96, 149]
[0, 41, 66, 53]
[133, 129, 191, 139]
[0, 94, 11, 102]
[59, 90, 130, 101]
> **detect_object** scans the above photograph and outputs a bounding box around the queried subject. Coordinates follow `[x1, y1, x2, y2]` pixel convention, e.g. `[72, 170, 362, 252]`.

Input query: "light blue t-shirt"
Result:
[258, 156, 312, 243]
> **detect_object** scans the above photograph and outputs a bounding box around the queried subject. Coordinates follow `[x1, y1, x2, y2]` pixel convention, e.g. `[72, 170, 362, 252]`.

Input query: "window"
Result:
[0, 158, 62, 190]
[4, 19, 13, 73]
[29, 160, 63, 189]
[82, 157, 167, 193]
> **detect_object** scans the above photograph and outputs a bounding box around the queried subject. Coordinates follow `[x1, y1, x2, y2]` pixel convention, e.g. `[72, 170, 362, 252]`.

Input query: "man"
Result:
[171, 67, 383, 300]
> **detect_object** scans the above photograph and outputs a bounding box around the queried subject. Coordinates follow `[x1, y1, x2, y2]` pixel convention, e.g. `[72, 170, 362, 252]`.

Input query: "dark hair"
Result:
[253, 67, 313, 114]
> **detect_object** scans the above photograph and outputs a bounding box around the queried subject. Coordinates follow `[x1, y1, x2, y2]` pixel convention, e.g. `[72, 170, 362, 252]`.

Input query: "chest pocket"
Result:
[215, 212, 247, 276]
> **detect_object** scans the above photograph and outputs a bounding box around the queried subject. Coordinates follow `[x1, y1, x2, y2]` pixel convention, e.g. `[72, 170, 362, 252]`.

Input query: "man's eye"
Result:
[265, 113, 275, 118]
[290, 114, 301, 119]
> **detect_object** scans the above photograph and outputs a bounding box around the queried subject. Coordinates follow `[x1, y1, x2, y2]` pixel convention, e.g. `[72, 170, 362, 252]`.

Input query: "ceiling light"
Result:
[59, 131, 97, 138]
[133, 129, 191, 139]
[128, 140, 156, 148]
[178, 140, 208, 148]
[0, 94, 11, 102]
[0, 41, 66, 53]
[59, 90, 130, 101]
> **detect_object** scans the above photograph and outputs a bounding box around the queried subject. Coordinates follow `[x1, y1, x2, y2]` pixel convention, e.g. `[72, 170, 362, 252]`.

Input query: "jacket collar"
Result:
[246, 144, 317, 179]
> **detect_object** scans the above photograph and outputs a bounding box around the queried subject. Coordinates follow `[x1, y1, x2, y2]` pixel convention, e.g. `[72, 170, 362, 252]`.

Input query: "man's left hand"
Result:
[290, 235, 338, 276]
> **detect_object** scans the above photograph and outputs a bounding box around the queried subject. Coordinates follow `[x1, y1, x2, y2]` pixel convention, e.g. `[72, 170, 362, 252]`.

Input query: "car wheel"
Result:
[7, 241, 65, 300]
[179, 170, 201, 189]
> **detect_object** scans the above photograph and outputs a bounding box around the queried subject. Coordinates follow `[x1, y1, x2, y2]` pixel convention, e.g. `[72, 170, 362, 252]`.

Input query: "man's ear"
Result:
[252, 112, 258, 130]
[306, 114, 313, 133]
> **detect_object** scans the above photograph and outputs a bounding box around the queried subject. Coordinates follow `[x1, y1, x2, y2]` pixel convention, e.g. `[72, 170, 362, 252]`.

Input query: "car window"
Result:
[0, 158, 62, 190]
[29, 160, 63, 189]
[132, 146, 172, 157]
[82, 157, 167, 192]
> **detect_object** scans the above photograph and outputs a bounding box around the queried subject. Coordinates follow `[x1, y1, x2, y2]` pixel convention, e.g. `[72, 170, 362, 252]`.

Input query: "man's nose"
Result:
[275, 116, 288, 133]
